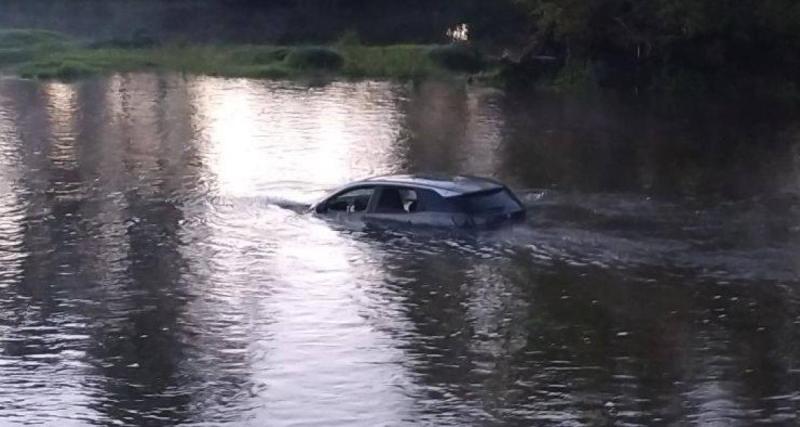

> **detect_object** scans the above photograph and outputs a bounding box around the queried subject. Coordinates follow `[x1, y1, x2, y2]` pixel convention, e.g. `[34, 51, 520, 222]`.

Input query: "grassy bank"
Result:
[0, 29, 485, 81]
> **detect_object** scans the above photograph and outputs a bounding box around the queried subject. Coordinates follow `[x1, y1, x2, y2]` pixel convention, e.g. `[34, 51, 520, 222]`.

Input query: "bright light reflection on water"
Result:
[191, 78, 405, 200]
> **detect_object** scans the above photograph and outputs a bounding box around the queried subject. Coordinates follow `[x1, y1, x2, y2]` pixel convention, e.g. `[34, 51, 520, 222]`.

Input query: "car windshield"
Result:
[455, 188, 521, 214]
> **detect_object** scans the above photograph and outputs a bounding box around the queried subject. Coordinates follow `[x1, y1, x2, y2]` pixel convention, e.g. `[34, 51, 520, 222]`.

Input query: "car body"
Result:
[310, 174, 526, 228]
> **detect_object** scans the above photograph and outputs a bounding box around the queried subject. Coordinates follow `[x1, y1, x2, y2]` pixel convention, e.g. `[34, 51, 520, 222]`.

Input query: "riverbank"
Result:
[0, 29, 488, 81]
[2, 29, 798, 104]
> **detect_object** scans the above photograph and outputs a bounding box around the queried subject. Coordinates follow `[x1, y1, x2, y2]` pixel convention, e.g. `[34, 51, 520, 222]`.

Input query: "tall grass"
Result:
[0, 29, 69, 48]
[0, 28, 484, 81]
[340, 45, 442, 79]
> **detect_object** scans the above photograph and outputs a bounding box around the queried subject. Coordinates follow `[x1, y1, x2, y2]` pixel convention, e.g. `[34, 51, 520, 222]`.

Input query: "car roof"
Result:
[354, 174, 505, 197]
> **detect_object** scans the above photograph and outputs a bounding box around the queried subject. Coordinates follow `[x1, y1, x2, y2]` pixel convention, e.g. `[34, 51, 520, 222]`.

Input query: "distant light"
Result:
[447, 23, 469, 42]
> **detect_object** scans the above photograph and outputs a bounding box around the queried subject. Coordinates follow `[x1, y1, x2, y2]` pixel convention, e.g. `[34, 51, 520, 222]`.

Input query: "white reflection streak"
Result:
[192, 79, 401, 198]
[42, 81, 98, 416]
[203, 81, 262, 196]
[184, 77, 415, 423]
[0, 95, 25, 286]
[44, 82, 79, 170]
[0, 82, 98, 424]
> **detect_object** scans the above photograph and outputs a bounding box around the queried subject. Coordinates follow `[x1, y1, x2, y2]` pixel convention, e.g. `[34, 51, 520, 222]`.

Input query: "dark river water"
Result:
[0, 74, 799, 426]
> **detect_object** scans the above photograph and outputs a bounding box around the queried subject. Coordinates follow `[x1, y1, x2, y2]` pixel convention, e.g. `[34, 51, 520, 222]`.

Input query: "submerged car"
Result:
[311, 174, 526, 228]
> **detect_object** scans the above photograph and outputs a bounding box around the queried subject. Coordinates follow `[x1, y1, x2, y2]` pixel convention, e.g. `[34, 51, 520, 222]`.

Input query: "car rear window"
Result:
[455, 188, 522, 214]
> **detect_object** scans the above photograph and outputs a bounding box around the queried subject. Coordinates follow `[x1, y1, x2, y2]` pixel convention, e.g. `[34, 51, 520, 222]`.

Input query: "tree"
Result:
[514, 0, 800, 69]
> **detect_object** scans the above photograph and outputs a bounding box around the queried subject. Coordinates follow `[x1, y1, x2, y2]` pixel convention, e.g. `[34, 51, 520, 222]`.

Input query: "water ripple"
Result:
[0, 75, 797, 425]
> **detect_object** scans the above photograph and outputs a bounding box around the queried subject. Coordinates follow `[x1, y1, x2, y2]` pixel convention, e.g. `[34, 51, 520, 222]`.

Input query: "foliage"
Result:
[88, 30, 159, 49]
[0, 29, 466, 81]
[18, 60, 99, 80]
[514, 0, 800, 67]
[0, 29, 68, 48]
[0, 29, 72, 68]
[0, 48, 33, 65]
[508, 0, 800, 92]
[341, 44, 441, 79]
[428, 44, 484, 73]
[228, 46, 289, 65]
[284, 46, 344, 70]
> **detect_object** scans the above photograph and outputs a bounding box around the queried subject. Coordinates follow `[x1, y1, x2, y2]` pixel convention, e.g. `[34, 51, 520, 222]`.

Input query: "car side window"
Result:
[324, 187, 374, 213]
[401, 189, 419, 212]
[375, 187, 419, 214]
[418, 189, 455, 212]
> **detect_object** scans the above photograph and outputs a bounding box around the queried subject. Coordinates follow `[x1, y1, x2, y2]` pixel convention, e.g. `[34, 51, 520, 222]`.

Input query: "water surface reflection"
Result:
[0, 74, 798, 425]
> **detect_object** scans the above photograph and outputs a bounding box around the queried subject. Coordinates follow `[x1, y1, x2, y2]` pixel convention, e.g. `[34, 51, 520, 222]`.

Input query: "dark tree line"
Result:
[3, 0, 798, 61]
[0, 0, 526, 44]
[514, 0, 800, 73]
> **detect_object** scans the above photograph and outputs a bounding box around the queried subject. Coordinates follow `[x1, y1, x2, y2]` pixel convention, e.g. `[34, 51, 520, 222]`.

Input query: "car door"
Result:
[364, 186, 417, 226]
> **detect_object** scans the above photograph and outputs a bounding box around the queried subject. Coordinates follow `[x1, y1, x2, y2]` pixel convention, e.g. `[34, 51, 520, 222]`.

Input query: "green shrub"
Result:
[0, 29, 67, 48]
[0, 28, 484, 81]
[285, 46, 343, 70]
[552, 61, 594, 90]
[229, 46, 289, 65]
[18, 60, 99, 80]
[341, 45, 439, 79]
[89, 37, 158, 49]
[249, 64, 291, 79]
[0, 48, 33, 65]
[54, 61, 98, 79]
[428, 44, 483, 73]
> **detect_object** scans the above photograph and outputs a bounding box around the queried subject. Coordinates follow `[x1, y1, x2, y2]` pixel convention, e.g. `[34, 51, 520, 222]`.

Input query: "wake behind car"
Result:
[311, 174, 526, 228]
